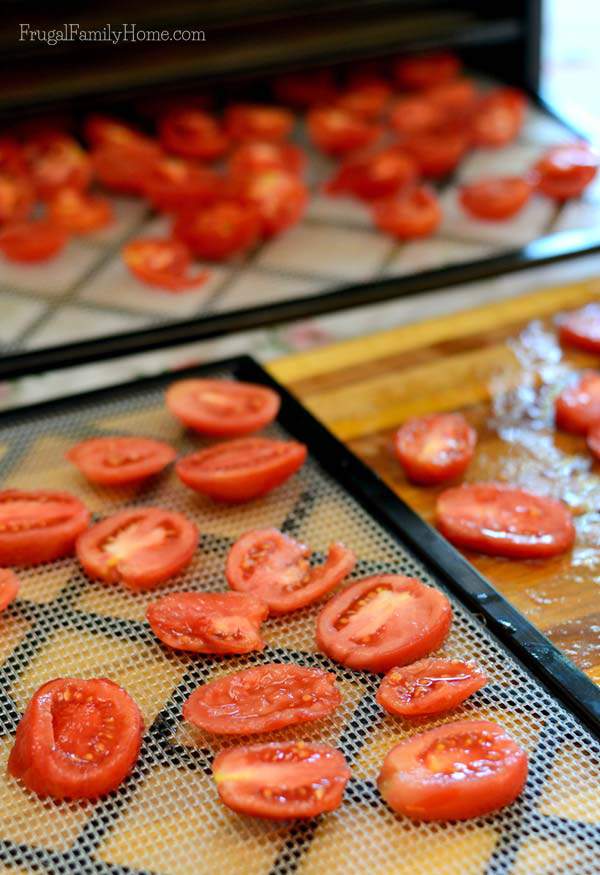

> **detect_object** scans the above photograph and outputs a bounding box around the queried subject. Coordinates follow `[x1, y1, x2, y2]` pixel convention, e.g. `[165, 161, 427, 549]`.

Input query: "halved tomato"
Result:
[176, 438, 307, 502]
[226, 528, 356, 614]
[326, 146, 418, 201]
[158, 108, 229, 160]
[185, 663, 341, 735]
[48, 188, 113, 234]
[394, 52, 461, 91]
[0, 172, 34, 225]
[213, 741, 350, 818]
[460, 176, 532, 220]
[316, 575, 452, 672]
[403, 128, 469, 178]
[229, 141, 305, 178]
[166, 378, 280, 437]
[555, 371, 600, 434]
[25, 133, 92, 199]
[559, 303, 600, 354]
[436, 482, 575, 558]
[470, 88, 526, 148]
[143, 156, 222, 212]
[274, 69, 338, 107]
[224, 104, 295, 142]
[533, 143, 599, 201]
[373, 185, 442, 240]
[84, 114, 157, 151]
[377, 657, 487, 717]
[67, 436, 176, 485]
[8, 677, 143, 799]
[76, 507, 198, 590]
[123, 238, 209, 292]
[92, 136, 162, 195]
[234, 168, 308, 237]
[394, 413, 477, 485]
[307, 107, 382, 155]
[0, 490, 89, 565]
[173, 201, 261, 260]
[335, 82, 392, 119]
[378, 719, 528, 820]
[0, 568, 19, 612]
[0, 220, 67, 263]
[425, 78, 478, 115]
[389, 97, 446, 137]
[147, 591, 268, 654]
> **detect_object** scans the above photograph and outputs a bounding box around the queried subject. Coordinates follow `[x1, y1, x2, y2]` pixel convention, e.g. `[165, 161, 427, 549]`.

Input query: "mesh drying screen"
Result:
[0, 366, 598, 875]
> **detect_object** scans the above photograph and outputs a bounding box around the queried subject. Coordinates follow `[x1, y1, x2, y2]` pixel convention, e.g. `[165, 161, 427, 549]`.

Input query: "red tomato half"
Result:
[377, 658, 487, 717]
[378, 719, 528, 820]
[76, 507, 198, 590]
[534, 143, 599, 201]
[460, 176, 532, 220]
[0, 490, 90, 566]
[559, 303, 600, 354]
[394, 413, 477, 485]
[123, 238, 209, 292]
[185, 663, 341, 735]
[389, 97, 446, 137]
[173, 201, 260, 260]
[470, 89, 525, 148]
[229, 141, 305, 178]
[92, 142, 162, 195]
[0, 172, 34, 225]
[307, 107, 382, 155]
[8, 677, 143, 799]
[226, 528, 356, 614]
[224, 104, 294, 142]
[0, 220, 67, 263]
[143, 157, 222, 212]
[48, 188, 113, 234]
[425, 79, 478, 115]
[326, 146, 418, 201]
[67, 436, 176, 485]
[403, 128, 469, 178]
[213, 741, 350, 818]
[84, 114, 157, 152]
[0, 568, 20, 612]
[166, 378, 280, 437]
[373, 185, 442, 240]
[159, 108, 229, 160]
[25, 134, 92, 199]
[176, 438, 307, 503]
[235, 168, 308, 237]
[395, 52, 460, 91]
[316, 575, 452, 672]
[436, 482, 575, 559]
[147, 591, 268, 654]
[336, 82, 392, 119]
[274, 69, 338, 107]
[555, 371, 600, 434]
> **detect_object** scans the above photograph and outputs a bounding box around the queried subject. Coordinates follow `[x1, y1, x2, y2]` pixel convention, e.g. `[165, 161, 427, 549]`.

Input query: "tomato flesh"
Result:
[85, 114, 157, 152]
[213, 741, 350, 819]
[76, 507, 198, 590]
[147, 591, 268, 654]
[224, 104, 295, 142]
[159, 108, 229, 160]
[229, 141, 305, 178]
[143, 157, 223, 212]
[377, 658, 487, 717]
[555, 371, 600, 434]
[123, 238, 209, 292]
[378, 719, 528, 820]
[436, 482, 575, 558]
[394, 52, 461, 91]
[0, 220, 67, 263]
[0, 568, 20, 612]
[173, 201, 260, 260]
[335, 82, 391, 119]
[68, 436, 176, 485]
[316, 574, 452, 672]
[0, 490, 90, 566]
[425, 79, 478, 115]
[470, 89, 525, 148]
[559, 303, 600, 354]
[403, 128, 468, 178]
[394, 413, 477, 485]
[389, 97, 446, 136]
[373, 185, 442, 240]
[8, 677, 143, 799]
[92, 141, 161, 195]
[534, 144, 598, 200]
[48, 188, 113, 234]
[176, 437, 307, 503]
[235, 168, 308, 237]
[0, 172, 34, 225]
[185, 663, 341, 735]
[26, 134, 92, 199]
[460, 176, 532, 221]
[307, 107, 382, 155]
[166, 378, 280, 437]
[326, 146, 418, 201]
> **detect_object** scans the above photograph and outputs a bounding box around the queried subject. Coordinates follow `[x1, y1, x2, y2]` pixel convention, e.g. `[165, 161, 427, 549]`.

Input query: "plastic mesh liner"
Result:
[0, 364, 598, 875]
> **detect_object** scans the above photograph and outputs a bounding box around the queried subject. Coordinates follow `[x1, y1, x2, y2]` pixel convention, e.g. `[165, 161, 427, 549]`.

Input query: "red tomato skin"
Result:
[226, 528, 356, 614]
[48, 188, 113, 234]
[0, 220, 67, 263]
[394, 413, 477, 485]
[559, 304, 600, 354]
[224, 104, 295, 142]
[235, 168, 308, 237]
[0, 172, 34, 225]
[394, 52, 461, 91]
[123, 238, 209, 292]
[8, 678, 143, 800]
[403, 129, 468, 178]
[436, 483, 575, 559]
[159, 108, 229, 160]
[378, 719, 528, 821]
[373, 185, 442, 240]
[84, 114, 155, 151]
[229, 141, 305, 178]
[143, 158, 223, 212]
[76, 507, 198, 590]
[92, 142, 161, 195]
[316, 575, 452, 672]
[0, 568, 20, 612]
[67, 436, 176, 485]
[470, 89, 525, 148]
[555, 371, 600, 434]
[213, 741, 350, 819]
[335, 82, 392, 119]
[173, 201, 260, 260]
[376, 658, 487, 717]
[0, 490, 90, 566]
[26, 134, 92, 199]
[307, 107, 382, 155]
[534, 144, 598, 201]
[460, 177, 532, 221]
[184, 663, 341, 735]
[326, 147, 418, 201]
[425, 78, 478, 115]
[176, 438, 307, 503]
[389, 97, 446, 137]
[166, 378, 280, 437]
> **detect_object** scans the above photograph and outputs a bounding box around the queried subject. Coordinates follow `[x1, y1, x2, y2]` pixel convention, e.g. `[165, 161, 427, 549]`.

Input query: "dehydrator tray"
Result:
[0, 355, 598, 875]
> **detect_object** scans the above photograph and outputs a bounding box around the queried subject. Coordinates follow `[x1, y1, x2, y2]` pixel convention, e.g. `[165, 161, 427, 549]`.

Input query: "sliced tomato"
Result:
[378, 719, 528, 820]
[92, 140, 162, 195]
[166, 378, 280, 437]
[224, 104, 295, 142]
[316, 574, 452, 672]
[460, 176, 532, 220]
[84, 114, 157, 151]
[377, 657, 487, 717]
[8, 677, 143, 799]
[185, 664, 341, 735]
[555, 371, 600, 434]
[0, 172, 34, 225]
[176, 437, 307, 503]
[307, 107, 382, 155]
[173, 201, 260, 260]
[0, 568, 20, 612]
[373, 185, 442, 240]
[326, 146, 418, 201]
[213, 741, 350, 818]
[559, 303, 600, 354]
[76, 507, 198, 590]
[159, 108, 229, 160]
[0, 219, 67, 263]
[425, 78, 478, 115]
[0, 490, 89, 566]
[229, 141, 305, 178]
[48, 188, 113, 234]
[403, 128, 469, 178]
[534, 143, 599, 201]
[147, 591, 268, 654]
[335, 82, 392, 119]
[273, 69, 338, 107]
[226, 528, 356, 614]
[234, 168, 308, 237]
[389, 97, 446, 137]
[436, 482, 575, 558]
[25, 134, 92, 199]
[67, 436, 176, 485]
[470, 88, 526, 148]
[143, 156, 222, 212]
[394, 413, 477, 485]
[123, 238, 209, 292]
[394, 52, 461, 91]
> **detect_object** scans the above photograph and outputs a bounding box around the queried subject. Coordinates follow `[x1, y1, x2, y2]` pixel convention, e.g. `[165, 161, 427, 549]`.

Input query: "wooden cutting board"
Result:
[269, 277, 600, 683]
